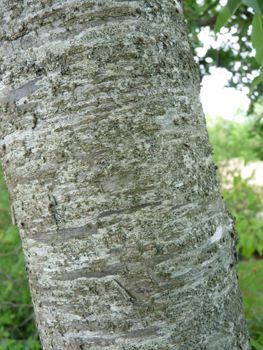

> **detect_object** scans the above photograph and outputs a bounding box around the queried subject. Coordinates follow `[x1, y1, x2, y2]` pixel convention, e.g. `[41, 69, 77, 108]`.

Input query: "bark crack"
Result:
[48, 195, 59, 231]
[113, 278, 137, 305]
[98, 200, 163, 219]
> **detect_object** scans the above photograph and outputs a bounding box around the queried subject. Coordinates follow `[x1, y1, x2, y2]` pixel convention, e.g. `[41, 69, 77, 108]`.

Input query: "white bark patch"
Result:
[171, 267, 192, 278]
[65, 330, 118, 340]
[28, 244, 53, 257]
[210, 225, 223, 244]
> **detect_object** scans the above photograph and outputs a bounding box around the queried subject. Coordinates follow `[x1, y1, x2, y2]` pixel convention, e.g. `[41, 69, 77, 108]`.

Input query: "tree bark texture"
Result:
[0, 0, 251, 349]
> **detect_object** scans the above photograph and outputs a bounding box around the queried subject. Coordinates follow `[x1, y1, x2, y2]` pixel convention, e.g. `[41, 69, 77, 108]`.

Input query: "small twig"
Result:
[16, 313, 34, 328]
[1, 301, 33, 308]
[201, 0, 220, 18]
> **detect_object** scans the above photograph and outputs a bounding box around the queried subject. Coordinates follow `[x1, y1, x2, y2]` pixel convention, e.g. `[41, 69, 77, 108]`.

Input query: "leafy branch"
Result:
[215, 0, 263, 90]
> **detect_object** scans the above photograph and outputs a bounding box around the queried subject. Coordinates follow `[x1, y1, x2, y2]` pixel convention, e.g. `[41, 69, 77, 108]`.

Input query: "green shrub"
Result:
[207, 114, 261, 163]
[222, 172, 263, 258]
[0, 165, 41, 350]
[207, 115, 263, 258]
[238, 259, 263, 349]
[207, 114, 263, 347]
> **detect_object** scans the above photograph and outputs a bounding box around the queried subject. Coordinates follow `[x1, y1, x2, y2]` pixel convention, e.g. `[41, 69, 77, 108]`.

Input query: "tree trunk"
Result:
[0, 0, 251, 349]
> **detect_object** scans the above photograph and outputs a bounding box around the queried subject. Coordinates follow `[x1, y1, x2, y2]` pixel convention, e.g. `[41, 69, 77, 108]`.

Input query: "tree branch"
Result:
[201, 0, 221, 18]
[193, 14, 218, 28]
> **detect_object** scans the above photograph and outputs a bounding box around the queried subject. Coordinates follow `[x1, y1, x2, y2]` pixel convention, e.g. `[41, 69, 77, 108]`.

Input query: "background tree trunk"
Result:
[0, 0, 251, 349]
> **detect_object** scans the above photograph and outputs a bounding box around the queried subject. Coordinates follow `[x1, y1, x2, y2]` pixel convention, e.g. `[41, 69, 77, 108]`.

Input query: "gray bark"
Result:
[0, 0, 251, 349]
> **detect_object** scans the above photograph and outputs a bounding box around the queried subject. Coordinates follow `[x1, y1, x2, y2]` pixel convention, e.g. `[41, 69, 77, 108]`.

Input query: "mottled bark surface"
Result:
[0, 0, 251, 349]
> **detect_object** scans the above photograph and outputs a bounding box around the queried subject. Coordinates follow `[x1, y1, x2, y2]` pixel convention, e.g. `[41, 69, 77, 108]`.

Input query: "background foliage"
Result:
[239, 259, 263, 350]
[206, 113, 261, 162]
[183, 0, 263, 113]
[0, 165, 41, 350]
[207, 115, 263, 349]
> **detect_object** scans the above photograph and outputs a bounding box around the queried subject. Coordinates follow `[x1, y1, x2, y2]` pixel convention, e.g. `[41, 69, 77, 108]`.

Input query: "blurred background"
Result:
[1, 0, 263, 349]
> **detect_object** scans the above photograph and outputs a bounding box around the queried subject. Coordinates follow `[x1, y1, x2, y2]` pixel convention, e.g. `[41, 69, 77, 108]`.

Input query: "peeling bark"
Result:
[0, 0, 251, 349]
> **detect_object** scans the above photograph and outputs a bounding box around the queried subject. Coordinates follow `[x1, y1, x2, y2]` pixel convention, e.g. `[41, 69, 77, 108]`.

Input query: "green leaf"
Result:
[215, 6, 231, 33]
[228, 0, 243, 12]
[251, 338, 263, 350]
[233, 174, 242, 186]
[252, 13, 263, 65]
[257, 335, 263, 345]
[215, 0, 242, 33]
[242, 0, 263, 14]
